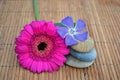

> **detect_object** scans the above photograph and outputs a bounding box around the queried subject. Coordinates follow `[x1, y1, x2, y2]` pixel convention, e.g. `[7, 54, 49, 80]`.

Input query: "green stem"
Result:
[33, 0, 40, 20]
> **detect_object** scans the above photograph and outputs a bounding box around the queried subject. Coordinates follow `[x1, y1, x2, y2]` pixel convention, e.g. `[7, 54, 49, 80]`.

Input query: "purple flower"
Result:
[57, 16, 88, 46]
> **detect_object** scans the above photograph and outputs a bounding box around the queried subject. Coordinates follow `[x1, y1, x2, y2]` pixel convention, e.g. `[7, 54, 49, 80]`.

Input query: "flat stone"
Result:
[65, 55, 94, 68]
[71, 37, 94, 52]
[70, 48, 97, 62]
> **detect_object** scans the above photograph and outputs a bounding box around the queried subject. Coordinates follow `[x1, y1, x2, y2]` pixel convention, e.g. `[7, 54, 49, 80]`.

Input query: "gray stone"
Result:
[65, 55, 94, 68]
[71, 37, 94, 52]
[70, 48, 97, 62]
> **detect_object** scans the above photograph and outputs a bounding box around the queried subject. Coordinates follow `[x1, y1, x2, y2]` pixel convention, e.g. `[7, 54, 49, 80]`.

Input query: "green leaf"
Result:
[54, 22, 76, 27]
[54, 22, 66, 27]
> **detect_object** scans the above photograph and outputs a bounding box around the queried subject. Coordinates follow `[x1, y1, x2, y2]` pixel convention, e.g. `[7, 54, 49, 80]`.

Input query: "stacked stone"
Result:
[66, 37, 97, 68]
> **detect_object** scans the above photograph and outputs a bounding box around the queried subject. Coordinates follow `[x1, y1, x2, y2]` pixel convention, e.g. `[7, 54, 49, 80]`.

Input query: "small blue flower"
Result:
[57, 16, 88, 46]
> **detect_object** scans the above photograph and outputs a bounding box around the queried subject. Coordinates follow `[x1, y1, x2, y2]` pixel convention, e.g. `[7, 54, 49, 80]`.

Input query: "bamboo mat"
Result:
[0, 0, 120, 80]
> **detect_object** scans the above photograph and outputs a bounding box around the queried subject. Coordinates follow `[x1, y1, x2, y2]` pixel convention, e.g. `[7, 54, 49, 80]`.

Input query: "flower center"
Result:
[37, 42, 47, 51]
[30, 34, 54, 58]
[68, 28, 76, 35]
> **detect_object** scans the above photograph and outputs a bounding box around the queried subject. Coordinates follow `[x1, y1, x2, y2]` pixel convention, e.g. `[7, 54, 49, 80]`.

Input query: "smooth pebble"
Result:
[70, 48, 97, 62]
[65, 55, 94, 68]
[71, 37, 94, 52]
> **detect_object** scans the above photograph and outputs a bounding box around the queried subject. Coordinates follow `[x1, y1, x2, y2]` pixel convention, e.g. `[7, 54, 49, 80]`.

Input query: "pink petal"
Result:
[20, 30, 31, 39]
[56, 44, 68, 49]
[25, 58, 33, 69]
[40, 20, 46, 25]
[46, 21, 57, 35]
[55, 48, 70, 55]
[54, 54, 66, 62]
[24, 24, 33, 35]
[55, 38, 64, 44]
[48, 21, 55, 28]
[15, 38, 24, 46]
[37, 61, 43, 73]
[51, 57, 64, 66]
[47, 21, 56, 31]
[41, 23, 47, 32]
[42, 62, 49, 72]
[19, 58, 29, 69]
[49, 62, 58, 71]
[31, 20, 46, 34]
[47, 62, 53, 72]
[30, 61, 38, 72]
[18, 56, 33, 70]
[17, 53, 29, 61]
[15, 45, 29, 53]
[15, 36, 30, 45]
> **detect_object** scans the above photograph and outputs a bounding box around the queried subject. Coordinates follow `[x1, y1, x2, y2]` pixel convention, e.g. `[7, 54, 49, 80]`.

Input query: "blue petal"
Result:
[62, 16, 74, 28]
[57, 27, 68, 38]
[74, 31, 88, 41]
[75, 19, 86, 32]
[65, 35, 78, 46]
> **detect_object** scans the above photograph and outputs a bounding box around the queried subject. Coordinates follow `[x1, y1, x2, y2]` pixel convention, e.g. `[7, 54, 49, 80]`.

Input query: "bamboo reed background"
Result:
[0, 0, 120, 80]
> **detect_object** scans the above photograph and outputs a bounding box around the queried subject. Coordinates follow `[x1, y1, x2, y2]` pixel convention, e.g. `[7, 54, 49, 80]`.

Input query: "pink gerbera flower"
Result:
[15, 20, 69, 73]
